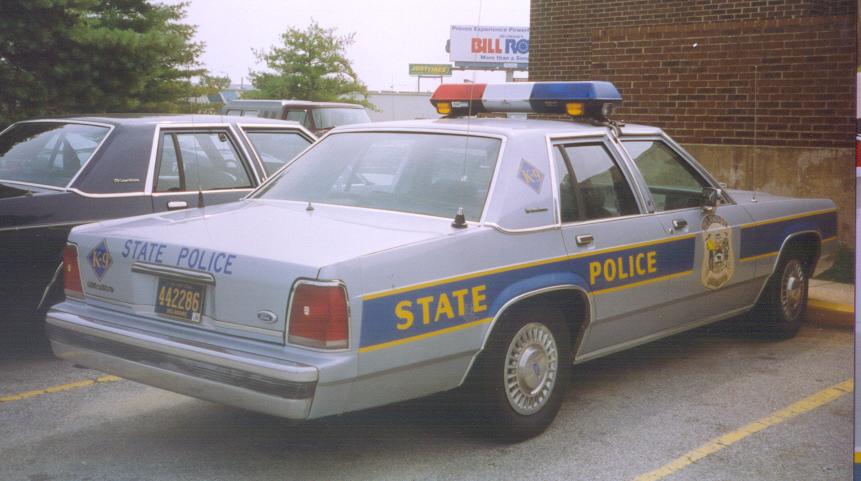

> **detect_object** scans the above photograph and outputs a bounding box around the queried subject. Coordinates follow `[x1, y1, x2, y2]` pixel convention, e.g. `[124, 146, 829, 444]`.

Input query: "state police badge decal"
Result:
[700, 214, 734, 290]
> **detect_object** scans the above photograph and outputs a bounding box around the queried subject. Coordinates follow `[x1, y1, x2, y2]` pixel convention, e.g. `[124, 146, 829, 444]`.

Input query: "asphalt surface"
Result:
[0, 321, 852, 481]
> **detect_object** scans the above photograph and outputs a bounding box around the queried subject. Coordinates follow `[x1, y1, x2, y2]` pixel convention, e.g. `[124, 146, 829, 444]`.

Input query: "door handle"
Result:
[575, 234, 593, 246]
[167, 200, 188, 211]
[672, 219, 688, 229]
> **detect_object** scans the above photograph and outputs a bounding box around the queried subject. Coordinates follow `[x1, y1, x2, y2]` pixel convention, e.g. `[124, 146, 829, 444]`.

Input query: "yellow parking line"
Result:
[0, 375, 121, 403]
[630, 378, 853, 481]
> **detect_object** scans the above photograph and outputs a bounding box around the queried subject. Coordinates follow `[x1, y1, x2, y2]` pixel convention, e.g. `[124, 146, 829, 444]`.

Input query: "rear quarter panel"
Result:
[738, 197, 838, 279]
[326, 226, 575, 412]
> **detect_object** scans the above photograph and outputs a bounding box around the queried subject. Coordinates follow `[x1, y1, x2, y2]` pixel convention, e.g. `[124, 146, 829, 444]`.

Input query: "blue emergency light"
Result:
[430, 81, 622, 119]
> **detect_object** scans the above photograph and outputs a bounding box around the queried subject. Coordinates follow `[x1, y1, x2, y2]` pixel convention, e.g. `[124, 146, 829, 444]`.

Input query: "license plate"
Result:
[154, 277, 205, 323]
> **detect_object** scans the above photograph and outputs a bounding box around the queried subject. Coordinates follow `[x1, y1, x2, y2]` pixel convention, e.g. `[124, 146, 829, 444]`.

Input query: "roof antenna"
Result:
[451, 207, 467, 228]
[751, 64, 758, 203]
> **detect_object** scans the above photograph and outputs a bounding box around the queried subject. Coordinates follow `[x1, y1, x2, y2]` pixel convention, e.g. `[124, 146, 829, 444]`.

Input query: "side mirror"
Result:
[702, 187, 722, 212]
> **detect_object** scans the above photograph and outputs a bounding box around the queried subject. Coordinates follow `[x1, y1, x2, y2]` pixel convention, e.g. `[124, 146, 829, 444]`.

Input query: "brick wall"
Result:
[530, 0, 856, 148]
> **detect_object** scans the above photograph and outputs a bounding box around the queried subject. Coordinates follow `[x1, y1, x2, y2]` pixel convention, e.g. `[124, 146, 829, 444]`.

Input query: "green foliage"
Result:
[248, 20, 373, 109]
[187, 73, 232, 114]
[0, 0, 206, 126]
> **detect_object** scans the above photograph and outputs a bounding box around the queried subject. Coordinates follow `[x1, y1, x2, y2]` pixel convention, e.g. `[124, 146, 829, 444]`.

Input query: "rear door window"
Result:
[555, 143, 639, 221]
[0, 122, 110, 187]
[155, 131, 254, 192]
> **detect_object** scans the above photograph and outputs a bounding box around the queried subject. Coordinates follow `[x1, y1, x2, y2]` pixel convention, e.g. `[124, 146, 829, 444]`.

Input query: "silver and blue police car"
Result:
[46, 82, 837, 440]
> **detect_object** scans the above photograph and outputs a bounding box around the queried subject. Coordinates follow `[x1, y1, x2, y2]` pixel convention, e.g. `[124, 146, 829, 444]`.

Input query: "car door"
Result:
[552, 138, 681, 357]
[151, 128, 260, 212]
[619, 136, 756, 325]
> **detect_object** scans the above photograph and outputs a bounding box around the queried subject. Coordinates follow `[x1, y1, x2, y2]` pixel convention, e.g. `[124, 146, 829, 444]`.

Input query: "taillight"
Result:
[287, 282, 348, 349]
[63, 244, 84, 299]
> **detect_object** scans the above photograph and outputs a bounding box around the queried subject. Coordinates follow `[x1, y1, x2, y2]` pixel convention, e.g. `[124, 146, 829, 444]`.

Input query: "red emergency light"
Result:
[429, 83, 487, 116]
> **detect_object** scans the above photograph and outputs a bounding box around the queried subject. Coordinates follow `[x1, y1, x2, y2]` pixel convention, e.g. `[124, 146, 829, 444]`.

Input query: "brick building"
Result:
[529, 0, 856, 244]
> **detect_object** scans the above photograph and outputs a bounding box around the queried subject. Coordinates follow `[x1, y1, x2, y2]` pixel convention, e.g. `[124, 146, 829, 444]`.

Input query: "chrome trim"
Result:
[67, 188, 147, 198]
[285, 278, 351, 352]
[37, 262, 64, 310]
[63, 121, 117, 189]
[212, 319, 283, 338]
[227, 123, 263, 185]
[131, 262, 216, 285]
[145, 123, 264, 194]
[546, 133, 650, 229]
[0, 179, 66, 191]
[150, 188, 253, 197]
[484, 222, 560, 234]
[459, 285, 594, 386]
[0, 219, 100, 233]
[235, 123, 316, 180]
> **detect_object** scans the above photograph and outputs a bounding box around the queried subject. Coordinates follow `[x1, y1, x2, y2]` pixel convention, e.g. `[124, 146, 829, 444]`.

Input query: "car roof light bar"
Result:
[429, 81, 622, 120]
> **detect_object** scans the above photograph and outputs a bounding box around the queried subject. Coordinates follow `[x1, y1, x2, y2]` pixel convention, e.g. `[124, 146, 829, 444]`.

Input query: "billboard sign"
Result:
[409, 64, 453, 76]
[449, 25, 529, 68]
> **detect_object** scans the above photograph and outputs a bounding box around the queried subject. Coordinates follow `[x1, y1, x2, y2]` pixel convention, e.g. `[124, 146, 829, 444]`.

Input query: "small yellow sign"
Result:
[409, 64, 452, 76]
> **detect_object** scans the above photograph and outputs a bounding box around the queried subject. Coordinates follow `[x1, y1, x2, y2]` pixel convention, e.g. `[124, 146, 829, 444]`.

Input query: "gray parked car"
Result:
[47, 82, 836, 440]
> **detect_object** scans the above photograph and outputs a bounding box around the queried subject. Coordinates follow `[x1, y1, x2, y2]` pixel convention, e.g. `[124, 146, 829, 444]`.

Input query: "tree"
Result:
[188, 73, 232, 113]
[248, 20, 372, 108]
[0, 0, 206, 126]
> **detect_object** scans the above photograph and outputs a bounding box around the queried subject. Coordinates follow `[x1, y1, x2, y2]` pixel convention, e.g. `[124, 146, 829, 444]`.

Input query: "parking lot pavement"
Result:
[0, 321, 852, 481]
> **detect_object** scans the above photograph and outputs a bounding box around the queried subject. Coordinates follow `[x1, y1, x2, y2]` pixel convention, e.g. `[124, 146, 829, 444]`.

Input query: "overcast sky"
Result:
[162, 0, 530, 92]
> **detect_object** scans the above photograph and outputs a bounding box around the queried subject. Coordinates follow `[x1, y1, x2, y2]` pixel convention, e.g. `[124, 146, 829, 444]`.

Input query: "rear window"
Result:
[0, 122, 110, 187]
[256, 132, 500, 221]
[311, 108, 370, 130]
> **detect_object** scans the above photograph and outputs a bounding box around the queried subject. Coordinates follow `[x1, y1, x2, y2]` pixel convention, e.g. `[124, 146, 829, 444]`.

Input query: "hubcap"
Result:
[504, 322, 559, 415]
[780, 259, 805, 321]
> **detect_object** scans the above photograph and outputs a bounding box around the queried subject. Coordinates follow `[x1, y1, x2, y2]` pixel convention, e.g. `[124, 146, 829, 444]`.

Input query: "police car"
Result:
[46, 82, 837, 440]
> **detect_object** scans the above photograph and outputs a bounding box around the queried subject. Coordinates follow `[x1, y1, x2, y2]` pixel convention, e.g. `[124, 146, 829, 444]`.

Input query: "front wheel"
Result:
[469, 308, 571, 441]
[751, 254, 808, 338]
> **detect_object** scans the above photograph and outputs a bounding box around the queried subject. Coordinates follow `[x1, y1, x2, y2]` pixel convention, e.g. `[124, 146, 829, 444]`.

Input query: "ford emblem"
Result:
[257, 310, 278, 323]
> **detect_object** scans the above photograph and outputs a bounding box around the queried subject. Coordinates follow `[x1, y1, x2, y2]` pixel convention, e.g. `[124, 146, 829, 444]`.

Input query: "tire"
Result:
[469, 307, 571, 442]
[750, 251, 809, 339]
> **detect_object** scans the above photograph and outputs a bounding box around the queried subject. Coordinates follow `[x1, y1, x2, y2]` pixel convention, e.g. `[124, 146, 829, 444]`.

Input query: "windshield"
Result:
[256, 132, 501, 221]
[311, 107, 371, 130]
[0, 122, 110, 187]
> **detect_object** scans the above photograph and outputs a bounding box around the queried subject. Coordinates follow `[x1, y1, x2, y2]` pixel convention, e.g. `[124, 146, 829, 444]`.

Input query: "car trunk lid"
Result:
[69, 200, 454, 343]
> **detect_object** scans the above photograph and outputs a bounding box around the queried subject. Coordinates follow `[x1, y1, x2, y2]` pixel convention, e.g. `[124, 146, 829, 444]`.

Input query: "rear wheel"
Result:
[750, 252, 808, 338]
[470, 308, 571, 441]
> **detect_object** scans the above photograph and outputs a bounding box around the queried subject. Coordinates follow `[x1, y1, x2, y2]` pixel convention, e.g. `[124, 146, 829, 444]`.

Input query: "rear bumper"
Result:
[46, 308, 318, 420]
